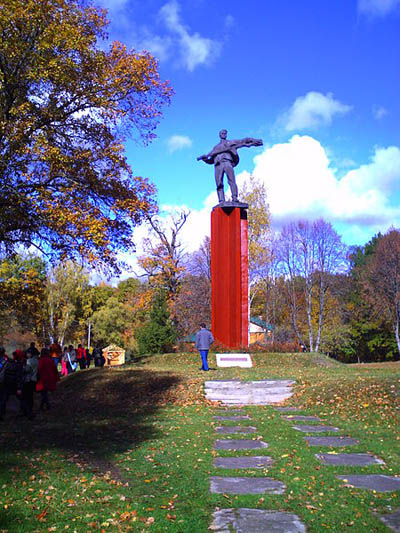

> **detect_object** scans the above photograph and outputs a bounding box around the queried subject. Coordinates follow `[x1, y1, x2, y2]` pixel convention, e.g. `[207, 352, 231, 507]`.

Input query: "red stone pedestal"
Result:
[211, 206, 248, 348]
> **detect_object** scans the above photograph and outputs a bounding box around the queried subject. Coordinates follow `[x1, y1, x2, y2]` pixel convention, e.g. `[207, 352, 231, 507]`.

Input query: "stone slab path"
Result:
[210, 397, 305, 532]
[337, 474, 400, 492]
[316, 453, 385, 466]
[210, 476, 286, 495]
[304, 436, 359, 446]
[206, 380, 399, 531]
[379, 508, 400, 532]
[211, 508, 306, 533]
[214, 439, 268, 450]
[205, 380, 295, 405]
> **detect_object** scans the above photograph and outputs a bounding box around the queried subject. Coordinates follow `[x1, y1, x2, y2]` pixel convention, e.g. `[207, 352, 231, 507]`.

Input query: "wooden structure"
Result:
[102, 344, 125, 366]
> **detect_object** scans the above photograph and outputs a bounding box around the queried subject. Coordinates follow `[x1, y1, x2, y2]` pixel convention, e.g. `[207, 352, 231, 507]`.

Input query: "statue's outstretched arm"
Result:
[230, 137, 263, 149]
[197, 153, 214, 164]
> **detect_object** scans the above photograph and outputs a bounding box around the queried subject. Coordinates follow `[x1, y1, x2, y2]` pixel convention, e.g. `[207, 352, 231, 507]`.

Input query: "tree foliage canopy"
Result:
[363, 229, 400, 355]
[0, 253, 46, 338]
[240, 176, 270, 282]
[0, 0, 172, 272]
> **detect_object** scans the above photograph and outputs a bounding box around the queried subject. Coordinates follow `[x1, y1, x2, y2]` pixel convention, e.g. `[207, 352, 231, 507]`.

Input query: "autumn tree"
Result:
[44, 261, 89, 346]
[0, 0, 172, 273]
[138, 209, 189, 311]
[0, 253, 46, 341]
[251, 234, 282, 342]
[173, 274, 211, 337]
[188, 236, 211, 281]
[90, 296, 132, 350]
[86, 282, 116, 315]
[240, 176, 270, 310]
[363, 229, 400, 359]
[278, 219, 348, 352]
[172, 236, 212, 336]
[341, 234, 393, 362]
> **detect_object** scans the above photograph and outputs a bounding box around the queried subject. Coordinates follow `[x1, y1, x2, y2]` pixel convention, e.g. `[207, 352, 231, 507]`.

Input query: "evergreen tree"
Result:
[137, 292, 177, 354]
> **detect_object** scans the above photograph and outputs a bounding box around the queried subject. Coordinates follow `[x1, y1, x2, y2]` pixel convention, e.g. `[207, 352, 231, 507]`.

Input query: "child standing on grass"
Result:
[60, 355, 68, 377]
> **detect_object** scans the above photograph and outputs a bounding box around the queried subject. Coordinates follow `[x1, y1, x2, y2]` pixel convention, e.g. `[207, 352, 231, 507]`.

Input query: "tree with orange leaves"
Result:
[0, 0, 172, 273]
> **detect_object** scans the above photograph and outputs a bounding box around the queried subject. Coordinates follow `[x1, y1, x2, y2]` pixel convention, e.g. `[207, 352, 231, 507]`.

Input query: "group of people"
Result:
[0, 341, 105, 421]
[0, 343, 59, 420]
[53, 343, 105, 375]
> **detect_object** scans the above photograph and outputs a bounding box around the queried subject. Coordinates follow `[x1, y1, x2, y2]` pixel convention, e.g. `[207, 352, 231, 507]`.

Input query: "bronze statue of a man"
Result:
[197, 129, 263, 204]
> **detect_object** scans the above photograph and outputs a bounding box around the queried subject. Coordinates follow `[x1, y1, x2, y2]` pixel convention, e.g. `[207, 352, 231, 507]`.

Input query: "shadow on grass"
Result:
[0, 508, 22, 531]
[0, 367, 182, 479]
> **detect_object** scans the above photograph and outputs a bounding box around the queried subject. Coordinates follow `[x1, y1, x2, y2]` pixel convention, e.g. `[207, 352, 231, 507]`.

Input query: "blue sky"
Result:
[97, 0, 400, 257]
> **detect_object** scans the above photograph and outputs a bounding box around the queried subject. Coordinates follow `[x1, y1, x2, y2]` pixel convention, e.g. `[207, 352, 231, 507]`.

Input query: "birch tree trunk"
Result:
[315, 276, 326, 353]
[395, 301, 400, 355]
[305, 277, 314, 352]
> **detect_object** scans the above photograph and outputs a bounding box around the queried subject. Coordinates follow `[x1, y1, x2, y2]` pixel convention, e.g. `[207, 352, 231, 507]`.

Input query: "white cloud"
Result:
[100, 0, 222, 71]
[358, 0, 400, 16]
[159, 0, 221, 71]
[251, 135, 400, 243]
[139, 33, 173, 62]
[281, 91, 352, 131]
[372, 105, 389, 119]
[167, 134, 192, 153]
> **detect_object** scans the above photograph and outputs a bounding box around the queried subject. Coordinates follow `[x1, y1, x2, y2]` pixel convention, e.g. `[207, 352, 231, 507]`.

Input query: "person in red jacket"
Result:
[76, 344, 86, 370]
[36, 348, 59, 410]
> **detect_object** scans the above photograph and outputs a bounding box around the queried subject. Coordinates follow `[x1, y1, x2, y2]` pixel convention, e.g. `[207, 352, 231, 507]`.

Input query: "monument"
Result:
[198, 130, 263, 348]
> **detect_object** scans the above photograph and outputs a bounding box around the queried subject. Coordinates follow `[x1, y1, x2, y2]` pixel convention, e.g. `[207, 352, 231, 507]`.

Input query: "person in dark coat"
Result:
[195, 323, 214, 371]
[0, 347, 7, 401]
[26, 342, 40, 358]
[36, 349, 59, 410]
[22, 347, 38, 419]
[93, 346, 104, 367]
[0, 350, 24, 419]
[85, 347, 92, 369]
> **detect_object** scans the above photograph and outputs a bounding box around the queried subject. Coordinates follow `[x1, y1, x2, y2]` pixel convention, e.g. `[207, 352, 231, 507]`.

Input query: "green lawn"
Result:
[0, 353, 399, 531]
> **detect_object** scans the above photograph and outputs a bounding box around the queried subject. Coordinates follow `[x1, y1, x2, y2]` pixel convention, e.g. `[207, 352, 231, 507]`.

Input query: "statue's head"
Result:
[219, 129, 227, 140]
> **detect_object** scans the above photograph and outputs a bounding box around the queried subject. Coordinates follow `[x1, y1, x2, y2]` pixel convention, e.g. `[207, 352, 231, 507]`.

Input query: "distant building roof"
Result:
[181, 334, 196, 343]
[250, 317, 274, 330]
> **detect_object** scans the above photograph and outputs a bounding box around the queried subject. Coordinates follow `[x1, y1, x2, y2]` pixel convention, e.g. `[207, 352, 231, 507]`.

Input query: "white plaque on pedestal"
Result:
[216, 353, 252, 368]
